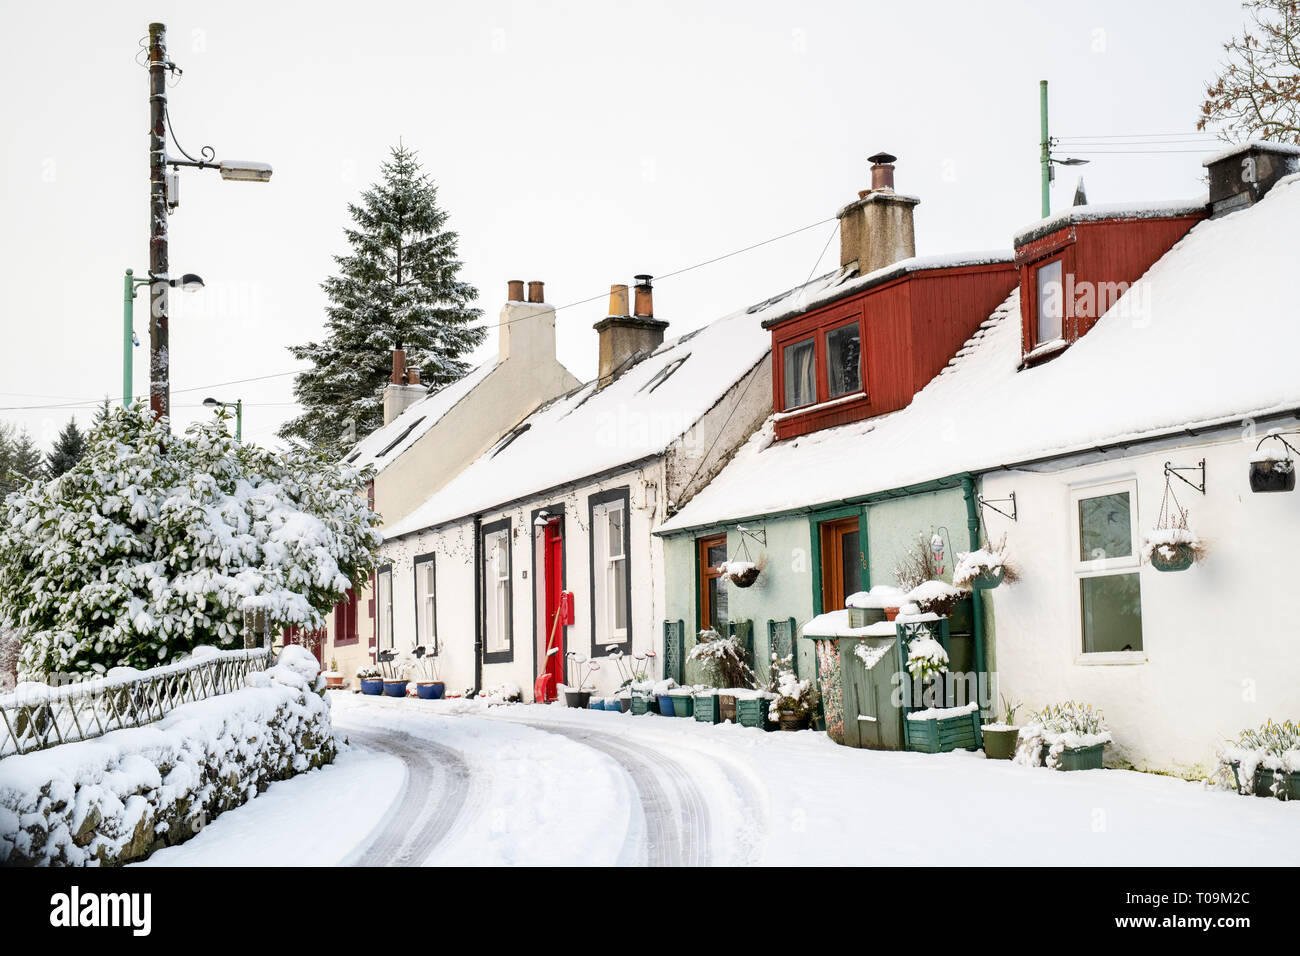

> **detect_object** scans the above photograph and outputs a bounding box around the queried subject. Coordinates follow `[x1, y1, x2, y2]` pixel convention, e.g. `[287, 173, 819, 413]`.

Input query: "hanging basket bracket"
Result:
[977, 491, 1017, 522]
[1163, 459, 1205, 495]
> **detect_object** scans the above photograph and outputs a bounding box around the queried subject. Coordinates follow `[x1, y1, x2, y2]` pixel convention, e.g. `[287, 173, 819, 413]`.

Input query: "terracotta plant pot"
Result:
[323, 674, 344, 690]
[883, 606, 901, 622]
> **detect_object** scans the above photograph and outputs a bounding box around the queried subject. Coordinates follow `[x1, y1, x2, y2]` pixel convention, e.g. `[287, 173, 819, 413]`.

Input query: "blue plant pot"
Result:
[656, 694, 675, 717]
[587, 698, 603, 710]
[360, 678, 384, 696]
[382, 680, 409, 698]
[415, 681, 445, 700]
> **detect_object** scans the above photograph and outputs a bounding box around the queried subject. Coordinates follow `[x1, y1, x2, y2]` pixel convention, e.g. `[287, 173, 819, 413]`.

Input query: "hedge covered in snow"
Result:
[0, 646, 335, 866]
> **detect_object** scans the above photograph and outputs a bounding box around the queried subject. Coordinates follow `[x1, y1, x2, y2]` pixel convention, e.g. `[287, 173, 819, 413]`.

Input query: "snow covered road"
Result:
[145, 693, 1300, 867]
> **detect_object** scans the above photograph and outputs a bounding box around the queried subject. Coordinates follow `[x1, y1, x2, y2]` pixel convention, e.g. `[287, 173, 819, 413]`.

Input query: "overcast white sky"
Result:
[1, 0, 1246, 449]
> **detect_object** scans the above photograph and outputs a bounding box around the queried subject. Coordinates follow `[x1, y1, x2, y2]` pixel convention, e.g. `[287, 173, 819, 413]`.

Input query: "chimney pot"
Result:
[607, 284, 630, 318]
[507, 279, 525, 302]
[407, 368, 420, 386]
[868, 151, 897, 192]
[390, 345, 406, 385]
[633, 274, 654, 318]
[838, 151, 918, 274]
[527, 280, 545, 303]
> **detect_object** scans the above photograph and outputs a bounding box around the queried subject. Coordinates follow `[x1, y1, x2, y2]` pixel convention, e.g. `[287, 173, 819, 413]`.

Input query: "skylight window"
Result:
[639, 356, 689, 394]
[375, 416, 426, 458]
[491, 423, 532, 458]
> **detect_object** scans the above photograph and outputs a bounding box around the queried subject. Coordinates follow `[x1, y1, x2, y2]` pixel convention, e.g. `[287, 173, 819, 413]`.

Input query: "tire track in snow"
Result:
[500, 718, 710, 867]
[344, 728, 471, 866]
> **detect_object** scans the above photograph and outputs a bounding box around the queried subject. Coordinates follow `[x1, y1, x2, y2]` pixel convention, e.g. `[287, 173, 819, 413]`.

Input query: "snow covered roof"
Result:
[382, 290, 785, 538]
[760, 250, 1013, 329]
[1012, 197, 1207, 248]
[345, 361, 497, 475]
[659, 174, 1300, 534]
[1201, 139, 1300, 167]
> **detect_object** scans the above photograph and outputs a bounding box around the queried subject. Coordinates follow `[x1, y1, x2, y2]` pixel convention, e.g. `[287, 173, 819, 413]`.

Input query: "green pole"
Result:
[961, 476, 987, 686]
[235, 399, 243, 442]
[122, 269, 135, 408]
[1039, 80, 1051, 219]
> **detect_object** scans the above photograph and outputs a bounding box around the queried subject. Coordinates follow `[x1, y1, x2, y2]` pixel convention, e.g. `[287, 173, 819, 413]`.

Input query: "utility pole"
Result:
[148, 22, 170, 422]
[1039, 79, 1051, 219]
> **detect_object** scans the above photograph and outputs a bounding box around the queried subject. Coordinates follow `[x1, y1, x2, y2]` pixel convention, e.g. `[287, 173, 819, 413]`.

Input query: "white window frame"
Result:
[482, 523, 513, 659]
[589, 489, 631, 652]
[1070, 478, 1146, 664]
[376, 565, 394, 652]
[414, 554, 437, 654]
[1035, 257, 1065, 346]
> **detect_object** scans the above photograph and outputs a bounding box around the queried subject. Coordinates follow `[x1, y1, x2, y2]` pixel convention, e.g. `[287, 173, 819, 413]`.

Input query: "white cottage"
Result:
[661, 142, 1300, 776]
[378, 277, 773, 700]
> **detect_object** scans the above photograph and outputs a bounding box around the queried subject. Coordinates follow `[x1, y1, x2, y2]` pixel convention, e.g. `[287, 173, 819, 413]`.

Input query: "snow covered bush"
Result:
[1014, 701, 1112, 770]
[766, 654, 816, 724]
[905, 636, 949, 684]
[689, 629, 755, 688]
[0, 403, 383, 681]
[0, 649, 334, 866]
[1212, 718, 1300, 795]
[0, 627, 17, 693]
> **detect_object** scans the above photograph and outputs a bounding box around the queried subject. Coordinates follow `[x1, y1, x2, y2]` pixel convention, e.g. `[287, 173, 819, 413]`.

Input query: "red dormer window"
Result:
[776, 302, 866, 416]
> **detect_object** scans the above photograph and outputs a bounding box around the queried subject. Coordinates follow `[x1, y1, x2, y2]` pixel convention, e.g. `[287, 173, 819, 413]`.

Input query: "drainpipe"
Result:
[960, 475, 987, 684]
[472, 515, 483, 696]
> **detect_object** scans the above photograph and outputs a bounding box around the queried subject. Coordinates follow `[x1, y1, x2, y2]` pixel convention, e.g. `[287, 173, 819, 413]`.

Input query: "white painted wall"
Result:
[980, 427, 1300, 777]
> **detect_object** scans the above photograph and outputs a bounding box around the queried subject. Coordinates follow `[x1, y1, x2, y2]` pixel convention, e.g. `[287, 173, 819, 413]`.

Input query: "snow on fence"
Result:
[0, 647, 272, 758]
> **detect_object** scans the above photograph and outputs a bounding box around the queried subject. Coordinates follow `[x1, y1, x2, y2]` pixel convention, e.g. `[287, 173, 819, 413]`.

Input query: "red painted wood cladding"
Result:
[1017, 213, 1204, 360]
[771, 262, 1016, 440]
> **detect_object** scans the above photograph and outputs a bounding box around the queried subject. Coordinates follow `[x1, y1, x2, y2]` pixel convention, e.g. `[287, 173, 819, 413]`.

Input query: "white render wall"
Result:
[379, 462, 668, 700]
[980, 428, 1300, 777]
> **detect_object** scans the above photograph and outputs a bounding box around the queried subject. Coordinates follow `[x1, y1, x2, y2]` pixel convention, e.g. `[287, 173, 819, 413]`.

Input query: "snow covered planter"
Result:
[1249, 433, 1297, 493]
[1013, 701, 1111, 771]
[906, 580, 965, 617]
[981, 696, 1022, 760]
[952, 540, 1019, 591]
[845, 586, 903, 627]
[1214, 719, 1300, 800]
[0, 646, 335, 866]
[766, 655, 816, 730]
[718, 554, 766, 588]
[356, 666, 383, 695]
[1141, 521, 1205, 572]
[905, 702, 982, 754]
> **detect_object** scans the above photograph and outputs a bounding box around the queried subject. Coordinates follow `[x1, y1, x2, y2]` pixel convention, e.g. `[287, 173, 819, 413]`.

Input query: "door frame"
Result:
[697, 533, 728, 635]
[529, 502, 568, 695]
[810, 507, 867, 615]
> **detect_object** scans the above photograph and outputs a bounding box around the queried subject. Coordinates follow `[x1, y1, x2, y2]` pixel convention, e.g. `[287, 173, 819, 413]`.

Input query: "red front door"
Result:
[541, 518, 565, 700]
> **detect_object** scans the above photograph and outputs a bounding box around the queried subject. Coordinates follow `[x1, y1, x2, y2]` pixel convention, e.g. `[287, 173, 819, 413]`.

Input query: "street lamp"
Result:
[146, 21, 271, 425]
[122, 268, 205, 407]
[203, 397, 243, 442]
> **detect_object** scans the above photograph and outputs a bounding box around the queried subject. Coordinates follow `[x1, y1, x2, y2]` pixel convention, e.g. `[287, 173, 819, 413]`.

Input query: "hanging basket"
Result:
[970, 567, 1004, 590]
[727, 564, 760, 588]
[1150, 542, 1196, 573]
[1249, 457, 1296, 493]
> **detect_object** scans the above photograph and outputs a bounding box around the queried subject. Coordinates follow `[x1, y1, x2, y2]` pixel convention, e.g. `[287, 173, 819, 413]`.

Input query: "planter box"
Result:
[1040, 742, 1106, 771]
[736, 697, 771, 730]
[630, 695, 651, 716]
[847, 607, 886, 628]
[656, 694, 676, 717]
[906, 709, 982, 754]
[694, 694, 721, 724]
[668, 694, 695, 718]
[415, 681, 445, 700]
[1253, 767, 1300, 799]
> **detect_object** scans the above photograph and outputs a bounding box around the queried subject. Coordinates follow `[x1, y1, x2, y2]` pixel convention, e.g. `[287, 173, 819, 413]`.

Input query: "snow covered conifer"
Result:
[0, 427, 44, 496]
[44, 416, 86, 478]
[279, 144, 484, 453]
[0, 402, 383, 680]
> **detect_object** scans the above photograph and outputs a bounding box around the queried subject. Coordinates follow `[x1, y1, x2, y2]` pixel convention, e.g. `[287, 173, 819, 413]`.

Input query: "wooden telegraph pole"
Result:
[148, 22, 171, 422]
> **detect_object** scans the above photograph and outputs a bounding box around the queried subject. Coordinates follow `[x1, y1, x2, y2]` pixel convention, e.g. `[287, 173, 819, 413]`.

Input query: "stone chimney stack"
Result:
[594, 276, 668, 384]
[382, 343, 428, 425]
[1204, 141, 1300, 218]
[498, 278, 559, 367]
[838, 151, 919, 276]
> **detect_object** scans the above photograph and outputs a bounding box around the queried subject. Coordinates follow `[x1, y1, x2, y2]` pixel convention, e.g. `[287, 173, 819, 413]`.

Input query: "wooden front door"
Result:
[540, 517, 565, 701]
[698, 534, 729, 633]
[820, 516, 862, 612]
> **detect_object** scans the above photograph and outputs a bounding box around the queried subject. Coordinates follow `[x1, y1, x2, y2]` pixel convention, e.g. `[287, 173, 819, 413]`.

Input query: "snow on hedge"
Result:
[0, 403, 382, 680]
[0, 647, 335, 866]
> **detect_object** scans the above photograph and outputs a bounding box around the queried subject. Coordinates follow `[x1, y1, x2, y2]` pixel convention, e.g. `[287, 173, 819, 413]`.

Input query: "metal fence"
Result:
[0, 647, 272, 758]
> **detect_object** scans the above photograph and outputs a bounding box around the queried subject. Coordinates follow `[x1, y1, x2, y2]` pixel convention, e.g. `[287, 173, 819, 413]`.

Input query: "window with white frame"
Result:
[1035, 257, 1065, 346]
[414, 553, 436, 654]
[590, 489, 631, 650]
[376, 565, 394, 651]
[1072, 481, 1144, 654]
[482, 521, 512, 659]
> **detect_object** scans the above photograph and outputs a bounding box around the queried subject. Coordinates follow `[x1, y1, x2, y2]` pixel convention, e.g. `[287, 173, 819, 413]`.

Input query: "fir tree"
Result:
[0, 428, 44, 496]
[279, 144, 484, 453]
[45, 417, 86, 478]
[91, 396, 113, 432]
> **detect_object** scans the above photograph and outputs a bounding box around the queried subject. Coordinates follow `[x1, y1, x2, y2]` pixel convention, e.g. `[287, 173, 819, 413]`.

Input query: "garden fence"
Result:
[0, 647, 272, 758]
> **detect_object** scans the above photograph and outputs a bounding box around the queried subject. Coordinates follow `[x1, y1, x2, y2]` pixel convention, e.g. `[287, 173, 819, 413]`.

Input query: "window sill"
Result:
[1074, 651, 1147, 666]
[1021, 338, 1068, 368]
[774, 390, 867, 421]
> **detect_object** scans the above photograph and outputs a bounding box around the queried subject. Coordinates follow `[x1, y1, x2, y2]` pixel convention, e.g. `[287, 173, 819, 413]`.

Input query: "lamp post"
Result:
[203, 397, 243, 442]
[1038, 80, 1090, 218]
[123, 269, 204, 407]
[146, 22, 271, 425]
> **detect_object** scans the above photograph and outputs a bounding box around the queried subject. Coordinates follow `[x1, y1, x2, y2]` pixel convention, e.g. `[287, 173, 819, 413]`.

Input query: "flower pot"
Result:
[323, 673, 344, 690]
[614, 697, 631, 713]
[1250, 459, 1296, 493]
[883, 606, 901, 622]
[969, 567, 1004, 590]
[587, 698, 603, 710]
[1040, 742, 1106, 771]
[382, 680, 409, 698]
[1252, 767, 1300, 799]
[564, 690, 591, 709]
[777, 712, 809, 731]
[656, 694, 676, 717]
[415, 681, 445, 700]
[1150, 543, 1195, 572]
[981, 726, 1020, 760]
[668, 693, 695, 718]
[360, 677, 385, 696]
